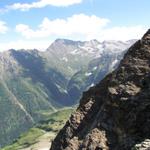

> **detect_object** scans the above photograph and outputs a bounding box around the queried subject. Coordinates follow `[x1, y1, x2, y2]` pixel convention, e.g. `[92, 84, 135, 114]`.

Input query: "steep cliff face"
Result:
[50, 30, 150, 150]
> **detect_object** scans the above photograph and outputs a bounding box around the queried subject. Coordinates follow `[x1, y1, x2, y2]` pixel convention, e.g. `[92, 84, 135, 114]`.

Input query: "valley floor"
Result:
[1, 108, 74, 150]
[22, 131, 56, 150]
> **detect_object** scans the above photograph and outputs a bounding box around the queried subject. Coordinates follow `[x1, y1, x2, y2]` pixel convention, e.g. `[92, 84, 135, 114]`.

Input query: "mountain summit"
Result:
[50, 30, 150, 150]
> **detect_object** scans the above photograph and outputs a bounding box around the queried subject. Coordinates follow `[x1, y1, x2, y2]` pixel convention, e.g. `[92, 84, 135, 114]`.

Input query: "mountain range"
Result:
[0, 39, 135, 147]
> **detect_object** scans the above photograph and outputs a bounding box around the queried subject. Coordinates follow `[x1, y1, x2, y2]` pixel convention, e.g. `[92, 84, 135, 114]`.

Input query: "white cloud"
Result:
[99, 26, 146, 41]
[7, 0, 83, 11]
[15, 14, 146, 41]
[0, 40, 52, 52]
[0, 13, 147, 52]
[0, 21, 8, 34]
[16, 14, 110, 39]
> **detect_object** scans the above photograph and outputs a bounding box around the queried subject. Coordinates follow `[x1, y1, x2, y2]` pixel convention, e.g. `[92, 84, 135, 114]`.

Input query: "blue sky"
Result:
[0, 0, 149, 51]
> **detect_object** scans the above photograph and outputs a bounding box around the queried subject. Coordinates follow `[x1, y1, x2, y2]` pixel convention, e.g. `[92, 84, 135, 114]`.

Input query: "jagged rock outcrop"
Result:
[50, 29, 150, 150]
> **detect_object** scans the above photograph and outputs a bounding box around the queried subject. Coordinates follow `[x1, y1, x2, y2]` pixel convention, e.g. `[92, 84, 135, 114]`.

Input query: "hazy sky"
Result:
[0, 0, 149, 51]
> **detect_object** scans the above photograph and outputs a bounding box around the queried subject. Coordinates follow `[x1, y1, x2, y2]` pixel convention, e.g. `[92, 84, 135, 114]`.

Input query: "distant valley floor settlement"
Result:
[50, 30, 150, 150]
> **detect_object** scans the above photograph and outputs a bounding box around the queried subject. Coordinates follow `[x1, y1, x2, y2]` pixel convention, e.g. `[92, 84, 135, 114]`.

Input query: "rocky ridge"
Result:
[50, 30, 150, 150]
[45, 39, 135, 78]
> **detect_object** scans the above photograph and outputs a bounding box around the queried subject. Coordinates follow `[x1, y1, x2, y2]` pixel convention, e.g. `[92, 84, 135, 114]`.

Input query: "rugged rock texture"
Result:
[132, 139, 150, 150]
[50, 30, 150, 150]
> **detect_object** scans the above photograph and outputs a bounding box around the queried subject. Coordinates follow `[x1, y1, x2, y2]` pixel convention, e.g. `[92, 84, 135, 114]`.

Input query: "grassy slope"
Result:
[1, 108, 74, 150]
[0, 80, 34, 147]
[0, 50, 70, 147]
[6, 78, 56, 119]
[0, 76, 56, 147]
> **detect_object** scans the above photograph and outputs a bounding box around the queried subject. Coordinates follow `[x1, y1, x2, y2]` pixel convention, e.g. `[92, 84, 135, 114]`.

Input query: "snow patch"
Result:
[111, 59, 118, 68]
[70, 49, 80, 55]
[90, 83, 94, 87]
[55, 84, 67, 93]
[85, 72, 92, 76]
[93, 66, 97, 70]
[62, 57, 68, 62]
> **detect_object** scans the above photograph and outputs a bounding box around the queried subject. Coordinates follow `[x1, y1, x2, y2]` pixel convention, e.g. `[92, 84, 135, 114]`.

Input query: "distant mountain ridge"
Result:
[0, 39, 135, 147]
[45, 39, 135, 77]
